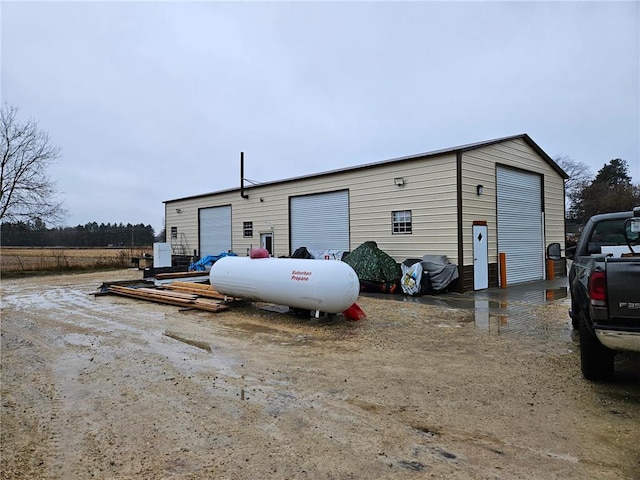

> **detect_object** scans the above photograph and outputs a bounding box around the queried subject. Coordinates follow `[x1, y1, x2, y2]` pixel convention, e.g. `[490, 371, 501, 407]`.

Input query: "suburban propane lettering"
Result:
[291, 270, 312, 281]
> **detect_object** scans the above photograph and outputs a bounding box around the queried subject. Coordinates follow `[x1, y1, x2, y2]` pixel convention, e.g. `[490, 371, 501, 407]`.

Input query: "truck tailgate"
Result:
[606, 257, 640, 321]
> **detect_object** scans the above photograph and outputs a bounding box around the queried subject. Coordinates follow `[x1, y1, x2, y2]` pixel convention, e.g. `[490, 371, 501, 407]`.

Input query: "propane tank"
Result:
[209, 256, 360, 314]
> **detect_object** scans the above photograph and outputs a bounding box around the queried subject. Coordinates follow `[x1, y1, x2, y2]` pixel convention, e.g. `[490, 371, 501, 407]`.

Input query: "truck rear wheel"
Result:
[570, 301, 580, 329]
[579, 313, 615, 381]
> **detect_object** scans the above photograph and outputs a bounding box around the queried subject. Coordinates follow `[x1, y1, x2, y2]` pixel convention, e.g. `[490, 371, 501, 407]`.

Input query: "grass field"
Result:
[0, 246, 153, 274]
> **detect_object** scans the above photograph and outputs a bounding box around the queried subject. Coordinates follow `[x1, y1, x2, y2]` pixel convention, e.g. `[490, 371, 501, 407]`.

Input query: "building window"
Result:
[392, 210, 412, 234]
[243, 221, 253, 238]
[170, 226, 178, 239]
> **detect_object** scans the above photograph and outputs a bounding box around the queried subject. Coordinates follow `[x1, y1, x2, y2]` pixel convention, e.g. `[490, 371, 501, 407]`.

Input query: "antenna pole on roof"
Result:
[240, 151, 249, 199]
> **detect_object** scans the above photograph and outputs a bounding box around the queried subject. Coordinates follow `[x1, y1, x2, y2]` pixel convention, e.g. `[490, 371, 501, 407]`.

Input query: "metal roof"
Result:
[164, 133, 568, 203]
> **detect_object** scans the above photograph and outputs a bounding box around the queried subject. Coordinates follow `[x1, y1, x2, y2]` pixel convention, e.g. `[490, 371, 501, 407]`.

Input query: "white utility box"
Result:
[153, 242, 172, 268]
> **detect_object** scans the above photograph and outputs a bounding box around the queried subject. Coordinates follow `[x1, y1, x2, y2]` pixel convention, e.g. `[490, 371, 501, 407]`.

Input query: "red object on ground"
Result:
[249, 248, 270, 258]
[343, 303, 366, 321]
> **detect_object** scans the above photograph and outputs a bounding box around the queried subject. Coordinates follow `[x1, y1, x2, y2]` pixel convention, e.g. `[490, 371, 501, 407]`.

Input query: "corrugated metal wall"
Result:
[290, 190, 350, 253]
[496, 167, 545, 284]
[199, 205, 232, 257]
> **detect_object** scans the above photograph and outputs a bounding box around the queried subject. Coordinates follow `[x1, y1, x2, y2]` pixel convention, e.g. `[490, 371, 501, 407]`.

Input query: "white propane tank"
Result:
[209, 256, 360, 314]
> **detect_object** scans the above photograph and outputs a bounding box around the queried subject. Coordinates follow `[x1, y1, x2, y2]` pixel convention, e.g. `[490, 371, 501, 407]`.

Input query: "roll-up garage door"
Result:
[199, 205, 232, 256]
[290, 190, 349, 253]
[497, 167, 544, 284]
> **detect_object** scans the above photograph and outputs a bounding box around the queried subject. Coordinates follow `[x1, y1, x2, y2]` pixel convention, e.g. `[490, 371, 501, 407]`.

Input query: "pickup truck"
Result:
[568, 207, 640, 381]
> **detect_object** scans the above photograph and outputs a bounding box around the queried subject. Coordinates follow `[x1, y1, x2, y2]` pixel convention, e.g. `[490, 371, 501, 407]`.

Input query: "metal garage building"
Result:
[163, 134, 568, 291]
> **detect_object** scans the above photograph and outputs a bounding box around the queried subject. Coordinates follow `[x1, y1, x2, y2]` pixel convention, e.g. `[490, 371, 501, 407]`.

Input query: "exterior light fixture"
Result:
[176, 208, 182, 214]
[476, 184, 484, 196]
[394, 177, 405, 187]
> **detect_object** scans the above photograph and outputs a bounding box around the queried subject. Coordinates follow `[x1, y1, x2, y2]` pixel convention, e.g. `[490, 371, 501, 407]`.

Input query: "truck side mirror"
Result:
[623, 217, 640, 255]
[547, 242, 561, 260]
[626, 218, 640, 239]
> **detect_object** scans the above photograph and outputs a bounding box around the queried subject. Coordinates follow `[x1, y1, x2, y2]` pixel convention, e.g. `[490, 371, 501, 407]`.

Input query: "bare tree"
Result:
[0, 104, 65, 224]
[554, 154, 593, 214]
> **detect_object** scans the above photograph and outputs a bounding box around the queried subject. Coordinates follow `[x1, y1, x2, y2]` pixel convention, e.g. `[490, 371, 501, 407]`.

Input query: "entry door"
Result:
[260, 233, 273, 256]
[473, 224, 489, 290]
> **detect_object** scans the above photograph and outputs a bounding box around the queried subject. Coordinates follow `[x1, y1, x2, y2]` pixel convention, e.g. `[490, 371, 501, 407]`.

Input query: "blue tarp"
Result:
[188, 252, 237, 271]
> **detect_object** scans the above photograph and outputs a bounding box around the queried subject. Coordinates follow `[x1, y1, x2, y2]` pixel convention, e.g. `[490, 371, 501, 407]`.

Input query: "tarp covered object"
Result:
[401, 258, 432, 295]
[292, 247, 346, 261]
[189, 252, 237, 271]
[401, 261, 424, 295]
[291, 247, 313, 259]
[419, 254, 459, 292]
[343, 241, 401, 292]
[308, 249, 346, 261]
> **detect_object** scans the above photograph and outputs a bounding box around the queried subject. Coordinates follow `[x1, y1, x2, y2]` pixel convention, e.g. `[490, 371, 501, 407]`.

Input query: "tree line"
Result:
[1, 221, 156, 247]
[556, 157, 639, 225]
[1, 105, 156, 247]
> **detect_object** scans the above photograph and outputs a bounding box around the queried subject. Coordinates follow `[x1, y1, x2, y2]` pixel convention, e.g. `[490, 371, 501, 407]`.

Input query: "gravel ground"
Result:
[1, 269, 639, 479]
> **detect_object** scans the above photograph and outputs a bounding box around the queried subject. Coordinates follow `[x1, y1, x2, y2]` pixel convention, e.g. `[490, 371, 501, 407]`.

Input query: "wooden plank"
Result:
[107, 285, 228, 313]
[155, 271, 210, 280]
[191, 301, 229, 313]
[109, 285, 189, 300]
[163, 284, 230, 300]
[135, 287, 198, 300]
[171, 281, 214, 290]
[108, 286, 194, 307]
[164, 284, 214, 294]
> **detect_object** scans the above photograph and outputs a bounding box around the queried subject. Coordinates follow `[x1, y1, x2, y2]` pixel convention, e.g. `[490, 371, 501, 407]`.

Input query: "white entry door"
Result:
[473, 224, 489, 290]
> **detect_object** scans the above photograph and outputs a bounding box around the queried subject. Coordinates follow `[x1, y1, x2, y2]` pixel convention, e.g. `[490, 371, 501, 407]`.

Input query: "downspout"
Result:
[240, 151, 249, 199]
[456, 151, 465, 292]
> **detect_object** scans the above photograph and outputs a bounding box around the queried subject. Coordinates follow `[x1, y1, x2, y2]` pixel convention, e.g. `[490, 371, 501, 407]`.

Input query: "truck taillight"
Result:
[589, 270, 607, 306]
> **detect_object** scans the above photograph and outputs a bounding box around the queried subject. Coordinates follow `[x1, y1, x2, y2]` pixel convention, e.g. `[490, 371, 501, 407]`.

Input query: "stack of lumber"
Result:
[162, 281, 232, 300]
[153, 271, 210, 286]
[155, 271, 210, 280]
[107, 282, 232, 313]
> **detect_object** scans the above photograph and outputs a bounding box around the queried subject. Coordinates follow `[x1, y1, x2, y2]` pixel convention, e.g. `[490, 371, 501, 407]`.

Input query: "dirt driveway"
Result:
[2, 269, 639, 479]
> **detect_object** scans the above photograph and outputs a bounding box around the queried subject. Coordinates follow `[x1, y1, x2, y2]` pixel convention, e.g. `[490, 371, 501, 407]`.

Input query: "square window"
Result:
[392, 210, 412, 234]
[243, 221, 253, 238]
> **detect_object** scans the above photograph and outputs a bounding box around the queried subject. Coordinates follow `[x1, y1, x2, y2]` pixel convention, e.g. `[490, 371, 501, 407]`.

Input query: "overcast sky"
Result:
[2, 1, 638, 232]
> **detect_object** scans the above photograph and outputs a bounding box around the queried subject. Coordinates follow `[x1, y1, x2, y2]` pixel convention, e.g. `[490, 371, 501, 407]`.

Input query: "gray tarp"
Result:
[420, 255, 459, 291]
[402, 255, 459, 292]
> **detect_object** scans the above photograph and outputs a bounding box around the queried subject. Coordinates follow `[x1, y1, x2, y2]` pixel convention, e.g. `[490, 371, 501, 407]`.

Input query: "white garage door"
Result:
[199, 205, 232, 257]
[290, 190, 350, 254]
[496, 167, 544, 284]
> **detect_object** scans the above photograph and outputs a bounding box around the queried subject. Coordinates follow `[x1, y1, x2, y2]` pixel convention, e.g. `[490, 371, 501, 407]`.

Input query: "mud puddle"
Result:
[368, 284, 572, 338]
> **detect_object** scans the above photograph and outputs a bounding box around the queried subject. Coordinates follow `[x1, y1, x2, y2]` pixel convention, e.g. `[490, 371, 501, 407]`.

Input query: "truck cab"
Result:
[568, 207, 640, 380]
